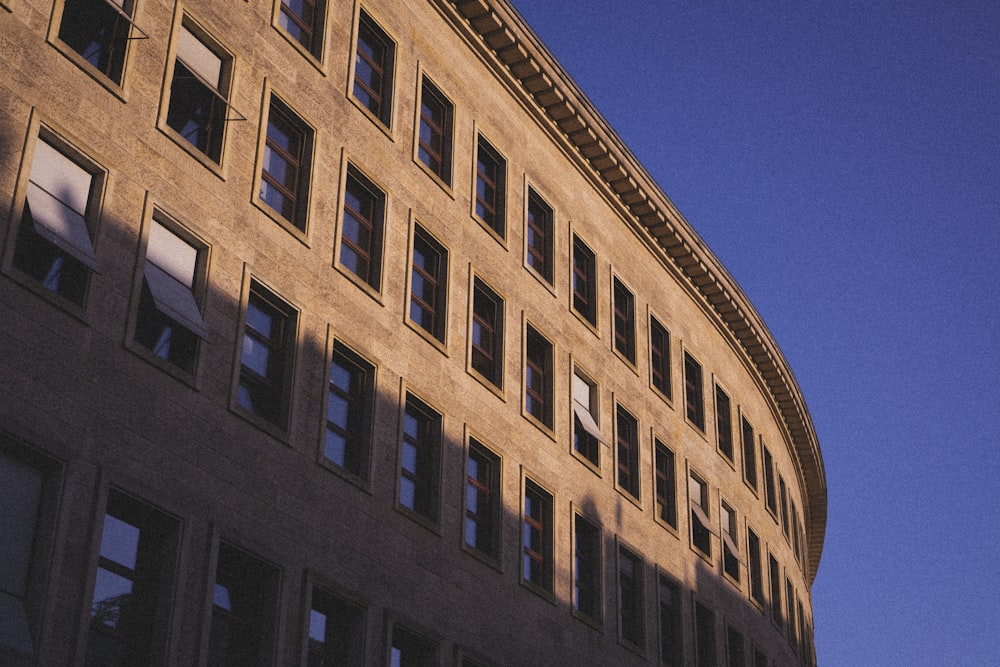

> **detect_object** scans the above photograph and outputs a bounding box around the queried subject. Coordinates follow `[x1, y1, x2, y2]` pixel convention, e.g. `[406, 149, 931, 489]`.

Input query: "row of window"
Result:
[0, 438, 815, 666]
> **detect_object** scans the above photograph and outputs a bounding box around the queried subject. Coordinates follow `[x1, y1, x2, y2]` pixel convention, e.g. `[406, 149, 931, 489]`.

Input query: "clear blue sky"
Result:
[509, 1, 1000, 664]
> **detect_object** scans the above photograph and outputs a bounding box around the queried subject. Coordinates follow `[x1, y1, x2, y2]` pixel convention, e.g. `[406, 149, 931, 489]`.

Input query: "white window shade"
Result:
[722, 531, 747, 564]
[147, 221, 197, 288]
[690, 500, 719, 537]
[572, 373, 608, 445]
[177, 26, 221, 89]
[144, 262, 209, 340]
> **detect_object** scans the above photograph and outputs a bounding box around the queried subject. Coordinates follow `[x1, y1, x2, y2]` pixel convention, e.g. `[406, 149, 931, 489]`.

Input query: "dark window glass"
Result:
[390, 625, 436, 667]
[715, 385, 733, 461]
[658, 575, 683, 666]
[340, 167, 384, 290]
[207, 542, 280, 666]
[237, 282, 296, 428]
[752, 647, 768, 667]
[399, 395, 441, 521]
[747, 528, 764, 606]
[260, 98, 311, 230]
[470, 279, 503, 387]
[278, 0, 324, 57]
[465, 440, 500, 559]
[417, 78, 452, 184]
[768, 554, 782, 628]
[779, 475, 790, 537]
[616, 405, 640, 499]
[166, 26, 228, 163]
[353, 11, 394, 125]
[475, 136, 506, 236]
[58, 0, 133, 83]
[684, 352, 705, 431]
[694, 601, 718, 667]
[786, 579, 798, 651]
[762, 445, 777, 514]
[689, 473, 712, 557]
[720, 502, 741, 582]
[613, 278, 636, 363]
[572, 371, 601, 466]
[726, 625, 746, 667]
[307, 588, 364, 667]
[619, 545, 644, 647]
[524, 326, 552, 427]
[650, 316, 671, 399]
[654, 439, 677, 528]
[574, 515, 601, 621]
[409, 226, 448, 342]
[522, 480, 552, 591]
[572, 235, 597, 324]
[741, 416, 757, 490]
[526, 190, 552, 283]
[324, 343, 374, 477]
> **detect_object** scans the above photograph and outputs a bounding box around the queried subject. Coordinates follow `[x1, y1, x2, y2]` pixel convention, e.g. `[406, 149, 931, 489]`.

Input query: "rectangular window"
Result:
[465, 439, 500, 559]
[613, 277, 636, 364]
[768, 553, 782, 629]
[573, 514, 601, 622]
[689, 472, 712, 558]
[684, 352, 705, 431]
[618, 545, 644, 648]
[649, 316, 671, 399]
[572, 369, 604, 466]
[747, 527, 764, 607]
[475, 135, 506, 237]
[208, 542, 280, 665]
[779, 474, 790, 538]
[352, 10, 394, 126]
[324, 342, 374, 478]
[522, 480, 553, 592]
[571, 234, 597, 325]
[524, 325, 553, 428]
[339, 166, 385, 291]
[762, 444, 777, 515]
[720, 500, 741, 582]
[417, 77, 453, 184]
[470, 278, 503, 388]
[408, 225, 448, 342]
[616, 405, 640, 499]
[752, 646, 768, 667]
[237, 281, 297, 429]
[715, 385, 734, 462]
[797, 599, 807, 659]
[398, 394, 441, 522]
[694, 600, 718, 667]
[726, 625, 746, 667]
[134, 218, 208, 372]
[525, 189, 553, 284]
[277, 0, 325, 58]
[786, 579, 797, 651]
[259, 96, 312, 231]
[390, 624, 436, 666]
[307, 587, 364, 666]
[166, 23, 232, 164]
[741, 416, 757, 491]
[13, 135, 101, 305]
[86, 490, 179, 665]
[658, 574, 683, 667]
[654, 439, 677, 529]
[57, 0, 142, 84]
[791, 501, 801, 561]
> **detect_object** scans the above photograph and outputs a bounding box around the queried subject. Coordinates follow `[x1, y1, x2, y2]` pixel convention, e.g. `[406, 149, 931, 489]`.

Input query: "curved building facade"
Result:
[0, 0, 825, 665]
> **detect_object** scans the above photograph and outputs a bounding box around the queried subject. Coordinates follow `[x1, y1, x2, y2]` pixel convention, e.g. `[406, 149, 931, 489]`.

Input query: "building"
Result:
[0, 0, 826, 664]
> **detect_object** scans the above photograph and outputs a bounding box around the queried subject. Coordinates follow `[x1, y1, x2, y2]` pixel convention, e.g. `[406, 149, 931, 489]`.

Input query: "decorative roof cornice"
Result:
[440, 0, 827, 582]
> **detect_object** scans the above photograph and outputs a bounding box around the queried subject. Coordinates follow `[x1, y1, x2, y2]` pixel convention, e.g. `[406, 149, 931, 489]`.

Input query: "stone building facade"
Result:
[0, 0, 826, 665]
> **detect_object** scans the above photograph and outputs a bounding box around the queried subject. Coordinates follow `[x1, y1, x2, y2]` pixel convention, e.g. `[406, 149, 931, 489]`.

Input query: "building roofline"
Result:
[440, 0, 827, 581]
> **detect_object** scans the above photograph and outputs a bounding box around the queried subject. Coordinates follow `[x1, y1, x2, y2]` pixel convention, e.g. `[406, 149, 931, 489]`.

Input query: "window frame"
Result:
[406, 223, 449, 346]
[683, 350, 706, 433]
[747, 526, 764, 609]
[303, 580, 366, 666]
[654, 437, 678, 532]
[523, 323, 554, 431]
[351, 9, 395, 128]
[768, 552, 783, 629]
[688, 469, 714, 560]
[473, 133, 507, 239]
[649, 314, 672, 402]
[572, 511, 602, 625]
[571, 233, 598, 327]
[693, 598, 718, 667]
[615, 403, 641, 501]
[726, 624, 746, 667]
[740, 413, 758, 494]
[468, 276, 504, 391]
[463, 437, 502, 563]
[714, 383, 735, 464]
[415, 75, 454, 187]
[336, 163, 386, 294]
[521, 477, 554, 596]
[762, 443, 778, 517]
[719, 498, 742, 585]
[388, 618, 438, 667]
[657, 570, 684, 667]
[320, 336, 376, 484]
[273, 0, 328, 63]
[524, 187, 554, 285]
[571, 366, 604, 470]
[255, 91, 315, 238]
[617, 542, 645, 652]
[396, 391, 443, 526]
[612, 276, 637, 365]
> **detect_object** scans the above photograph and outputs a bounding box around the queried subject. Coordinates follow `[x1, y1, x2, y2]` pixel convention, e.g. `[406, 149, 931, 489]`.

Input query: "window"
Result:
[649, 316, 671, 399]
[237, 281, 297, 429]
[786, 579, 797, 651]
[658, 574, 683, 666]
[613, 277, 636, 363]
[352, 11, 394, 126]
[208, 542, 280, 666]
[572, 369, 604, 466]
[398, 394, 441, 522]
[324, 342, 374, 478]
[408, 225, 448, 342]
[85, 490, 179, 665]
[165, 23, 234, 164]
[618, 545, 644, 648]
[747, 527, 764, 607]
[762, 444, 777, 515]
[797, 599, 808, 659]
[726, 625, 745, 667]
[417, 77, 452, 184]
[791, 501, 801, 562]
[12, 135, 101, 306]
[694, 600, 718, 667]
[475, 135, 506, 237]
[465, 440, 500, 559]
[741, 416, 757, 491]
[715, 385, 733, 462]
[338, 166, 385, 290]
[277, 0, 325, 58]
[689, 472, 712, 558]
[390, 624, 436, 667]
[307, 587, 364, 667]
[616, 405, 640, 499]
[134, 218, 208, 372]
[684, 352, 705, 431]
[720, 500, 741, 583]
[571, 235, 597, 325]
[654, 439, 677, 529]
[525, 189, 553, 284]
[259, 96, 313, 231]
[470, 278, 503, 388]
[573, 514, 601, 622]
[56, 0, 143, 85]
[524, 325, 553, 428]
[768, 553, 782, 629]
[752, 646, 768, 667]
[522, 480, 553, 592]
[779, 474, 790, 538]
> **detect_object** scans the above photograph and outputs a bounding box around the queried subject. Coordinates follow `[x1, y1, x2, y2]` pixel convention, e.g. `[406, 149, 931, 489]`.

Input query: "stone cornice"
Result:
[441, 0, 827, 582]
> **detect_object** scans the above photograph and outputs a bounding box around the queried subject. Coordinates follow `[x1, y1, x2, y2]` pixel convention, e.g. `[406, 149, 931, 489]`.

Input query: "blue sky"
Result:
[509, 1, 1000, 664]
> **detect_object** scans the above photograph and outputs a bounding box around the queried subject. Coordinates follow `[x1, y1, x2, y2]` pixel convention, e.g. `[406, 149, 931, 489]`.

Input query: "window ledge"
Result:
[316, 456, 372, 495]
[252, 199, 312, 248]
[333, 263, 386, 306]
[47, 38, 129, 102]
[404, 318, 449, 357]
[156, 124, 227, 181]
[412, 158, 455, 200]
[123, 338, 202, 391]
[348, 94, 394, 140]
